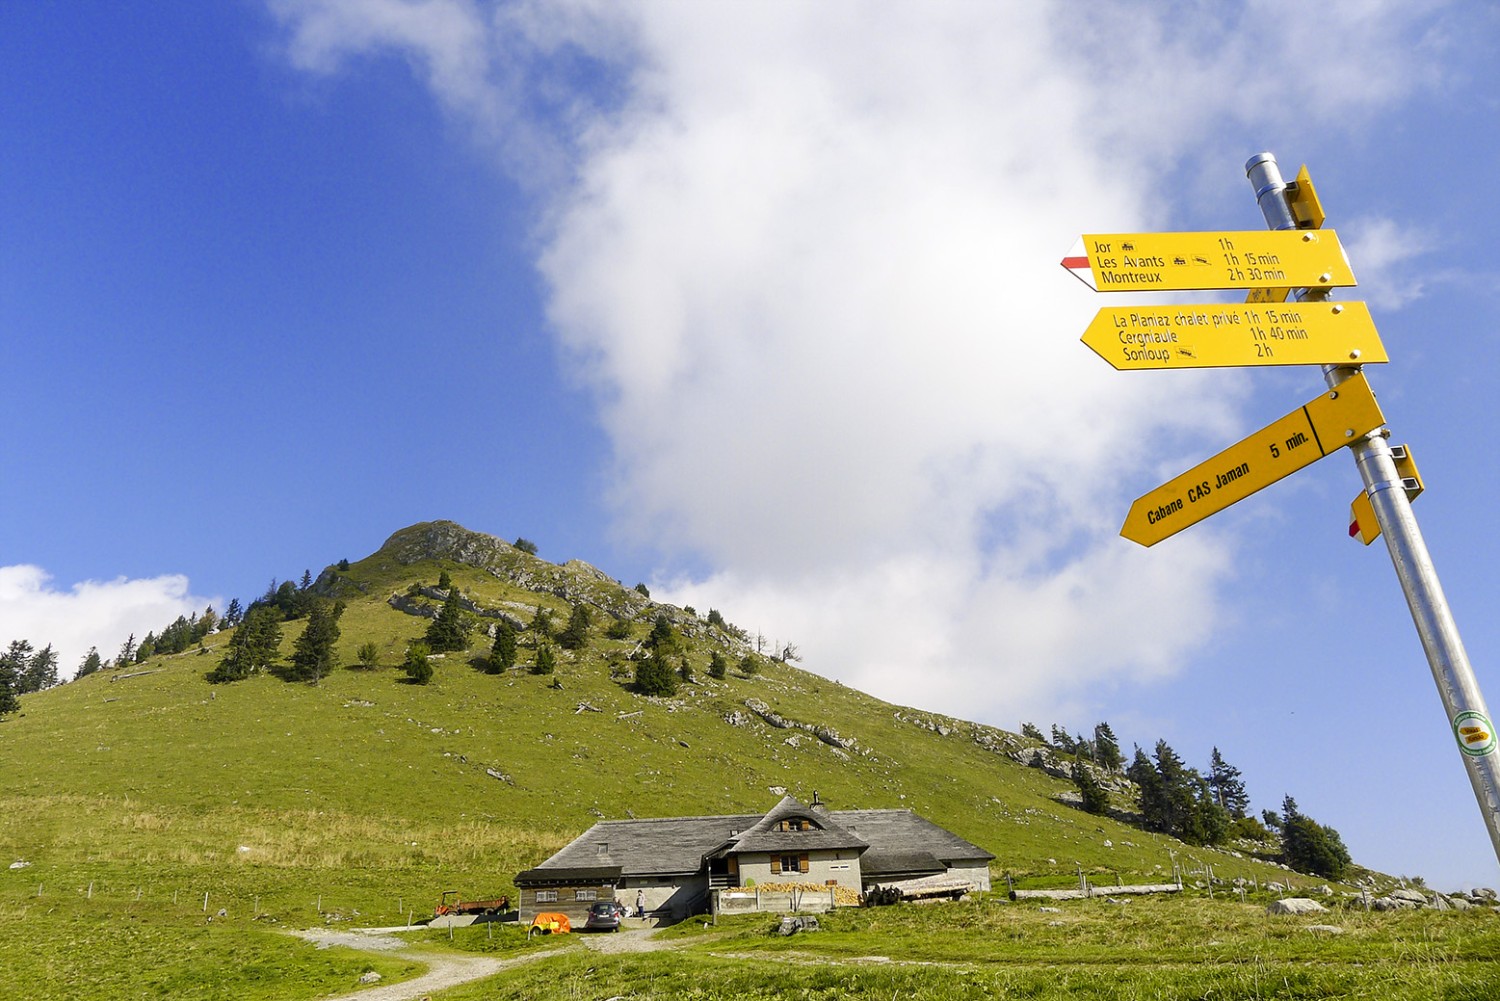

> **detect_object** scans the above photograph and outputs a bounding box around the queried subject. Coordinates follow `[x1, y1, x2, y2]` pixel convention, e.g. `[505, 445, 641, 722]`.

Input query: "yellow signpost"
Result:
[1121, 372, 1386, 547]
[1081, 301, 1387, 370]
[1066, 152, 1500, 868]
[1350, 445, 1424, 545]
[1062, 229, 1355, 292]
[1246, 166, 1325, 304]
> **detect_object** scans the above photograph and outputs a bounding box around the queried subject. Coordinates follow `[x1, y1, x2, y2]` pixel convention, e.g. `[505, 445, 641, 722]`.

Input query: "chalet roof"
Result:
[529, 814, 765, 878]
[514, 864, 622, 886]
[519, 801, 991, 883]
[858, 848, 945, 879]
[725, 795, 868, 854]
[834, 809, 994, 864]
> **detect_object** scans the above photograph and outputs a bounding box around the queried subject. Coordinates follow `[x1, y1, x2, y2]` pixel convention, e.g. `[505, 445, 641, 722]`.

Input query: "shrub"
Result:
[403, 643, 433, 685]
[634, 654, 678, 697]
[1072, 762, 1110, 815]
[531, 644, 556, 676]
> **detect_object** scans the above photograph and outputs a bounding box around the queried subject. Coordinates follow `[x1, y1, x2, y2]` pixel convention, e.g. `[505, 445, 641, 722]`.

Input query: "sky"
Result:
[3, 0, 1499, 890]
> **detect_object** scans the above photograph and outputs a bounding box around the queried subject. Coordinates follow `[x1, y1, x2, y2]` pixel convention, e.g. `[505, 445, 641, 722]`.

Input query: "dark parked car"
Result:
[584, 900, 626, 932]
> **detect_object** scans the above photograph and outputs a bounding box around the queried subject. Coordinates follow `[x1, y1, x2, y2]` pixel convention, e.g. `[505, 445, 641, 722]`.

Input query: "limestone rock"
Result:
[1266, 898, 1327, 915]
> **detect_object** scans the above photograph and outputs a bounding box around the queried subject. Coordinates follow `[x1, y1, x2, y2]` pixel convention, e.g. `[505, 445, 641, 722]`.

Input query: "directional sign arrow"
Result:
[1061, 229, 1355, 292]
[1081, 301, 1388, 370]
[1121, 372, 1386, 547]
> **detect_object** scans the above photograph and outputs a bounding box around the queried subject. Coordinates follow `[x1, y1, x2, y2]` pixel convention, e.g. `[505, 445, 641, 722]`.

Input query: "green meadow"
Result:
[2, 524, 1492, 998]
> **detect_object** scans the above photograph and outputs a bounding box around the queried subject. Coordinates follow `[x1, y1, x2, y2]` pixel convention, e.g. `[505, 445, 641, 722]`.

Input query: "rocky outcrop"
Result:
[387, 587, 530, 631]
[372, 520, 655, 620]
[1267, 897, 1327, 915]
[743, 699, 859, 752]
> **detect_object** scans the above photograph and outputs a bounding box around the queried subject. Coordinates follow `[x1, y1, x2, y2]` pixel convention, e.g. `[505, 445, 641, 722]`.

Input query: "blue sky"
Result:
[4, 1, 1500, 890]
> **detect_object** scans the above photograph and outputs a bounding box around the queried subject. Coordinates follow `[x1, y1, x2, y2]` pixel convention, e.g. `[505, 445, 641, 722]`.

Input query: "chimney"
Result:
[811, 790, 827, 813]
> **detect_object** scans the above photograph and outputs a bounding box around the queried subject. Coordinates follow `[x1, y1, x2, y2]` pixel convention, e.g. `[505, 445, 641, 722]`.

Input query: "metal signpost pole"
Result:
[1245, 152, 1500, 866]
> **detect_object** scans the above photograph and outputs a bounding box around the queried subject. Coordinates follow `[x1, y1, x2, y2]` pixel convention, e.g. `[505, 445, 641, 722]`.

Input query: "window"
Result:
[575, 889, 597, 901]
[778, 854, 801, 874]
[536, 890, 558, 903]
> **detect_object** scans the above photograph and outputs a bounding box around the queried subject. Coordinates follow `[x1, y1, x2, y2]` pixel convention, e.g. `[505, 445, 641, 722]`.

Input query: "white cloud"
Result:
[1343, 217, 1434, 309]
[0, 566, 217, 680]
[265, 0, 1453, 725]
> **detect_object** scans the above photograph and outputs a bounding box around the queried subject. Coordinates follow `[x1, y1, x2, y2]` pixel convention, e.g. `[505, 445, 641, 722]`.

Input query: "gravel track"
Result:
[289, 924, 678, 1000]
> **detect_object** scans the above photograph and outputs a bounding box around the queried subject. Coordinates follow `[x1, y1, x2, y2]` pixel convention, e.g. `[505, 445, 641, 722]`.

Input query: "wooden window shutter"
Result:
[799, 854, 809, 873]
[773, 856, 781, 874]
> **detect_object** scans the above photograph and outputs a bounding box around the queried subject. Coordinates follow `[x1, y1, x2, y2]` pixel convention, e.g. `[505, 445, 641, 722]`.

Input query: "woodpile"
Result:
[755, 881, 862, 906]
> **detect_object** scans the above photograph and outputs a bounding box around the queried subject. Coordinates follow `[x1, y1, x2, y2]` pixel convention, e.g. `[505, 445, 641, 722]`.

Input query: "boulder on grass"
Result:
[1267, 898, 1327, 916]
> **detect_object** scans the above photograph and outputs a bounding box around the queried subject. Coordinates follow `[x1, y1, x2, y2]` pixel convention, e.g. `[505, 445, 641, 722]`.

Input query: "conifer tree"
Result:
[403, 642, 433, 685]
[678, 657, 694, 683]
[26, 644, 59, 693]
[0, 641, 25, 715]
[531, 642, 557, 675]
[1020, 722, 1046, 742]
[290, 599, 345, 683]
[115, 633, 136, 668]
[708, 651, 728, 679]
[1279, 796, 1352, 880]
[634, 651, 678, 696]
[490, 621, 518, 673]
[647, 613, 675, 651]
[1093, 722, 1123, 771]
[425, 589, 470, 653]
[531, 607, 554, 640]
[1072, 762, 1110, 815]
[77, 647, 102, 678]
[223, 598, 243, 628]
[355, 641, 380, 669]
[1050, 725, 1075, 753]
[557, 602, 592, 651]
[208, 607, 282, 683]
[1208, 747, 1250, 818]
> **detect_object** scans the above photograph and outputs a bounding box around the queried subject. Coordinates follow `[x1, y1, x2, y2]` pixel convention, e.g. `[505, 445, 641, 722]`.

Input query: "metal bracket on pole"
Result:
[1245, 153, 1500, 868]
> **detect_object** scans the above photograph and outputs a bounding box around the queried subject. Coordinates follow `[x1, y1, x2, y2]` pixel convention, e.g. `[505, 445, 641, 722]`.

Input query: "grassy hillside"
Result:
[0, 521, 1410, 998]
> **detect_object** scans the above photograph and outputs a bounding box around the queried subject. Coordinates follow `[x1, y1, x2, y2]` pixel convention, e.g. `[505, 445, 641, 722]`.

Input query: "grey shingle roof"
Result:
[832, 809, 994, 864]
[726, 795, 868, 854]
[521, 800, 991, 882]
[532, 813, 764, 877]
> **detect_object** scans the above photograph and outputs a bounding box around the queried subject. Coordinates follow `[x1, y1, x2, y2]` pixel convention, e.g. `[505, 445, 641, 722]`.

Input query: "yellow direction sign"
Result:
[1061, 229, 1355, 292]
[1247, 165, 1326, 304]
[1081, 301, 1387, 370]
[1122, 372, 1386, 546]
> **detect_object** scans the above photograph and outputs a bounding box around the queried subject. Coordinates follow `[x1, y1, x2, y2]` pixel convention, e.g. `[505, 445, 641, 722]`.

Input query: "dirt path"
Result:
[290, 928, 549, 1001]
[290, 925, 682, 1001]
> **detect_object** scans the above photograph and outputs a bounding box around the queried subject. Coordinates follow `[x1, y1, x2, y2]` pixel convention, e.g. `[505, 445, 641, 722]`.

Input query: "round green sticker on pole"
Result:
[1453, 711, 1497, 757]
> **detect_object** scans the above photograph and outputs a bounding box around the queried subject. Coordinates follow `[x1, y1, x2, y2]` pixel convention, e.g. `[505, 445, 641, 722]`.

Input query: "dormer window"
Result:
[777, 817, 815, 832]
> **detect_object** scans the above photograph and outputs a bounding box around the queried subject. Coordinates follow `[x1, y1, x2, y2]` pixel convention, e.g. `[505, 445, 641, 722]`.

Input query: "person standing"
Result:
[636, 889, 645, 919]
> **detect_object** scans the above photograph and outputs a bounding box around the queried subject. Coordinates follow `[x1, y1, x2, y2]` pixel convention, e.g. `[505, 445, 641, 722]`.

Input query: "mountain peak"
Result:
[376, 520, 521, 568]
